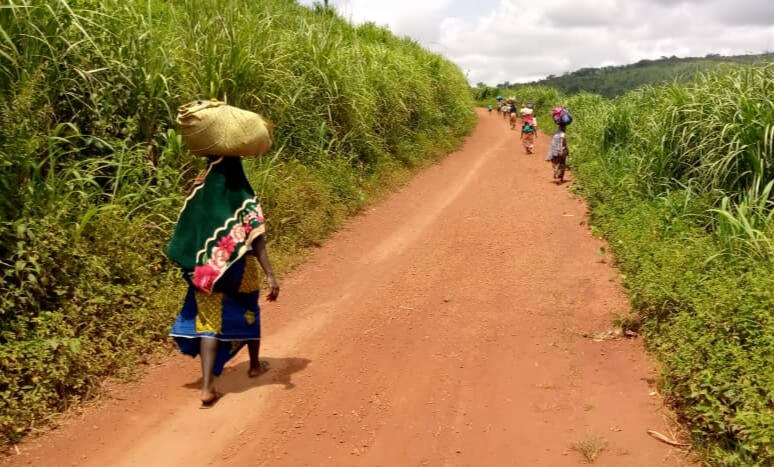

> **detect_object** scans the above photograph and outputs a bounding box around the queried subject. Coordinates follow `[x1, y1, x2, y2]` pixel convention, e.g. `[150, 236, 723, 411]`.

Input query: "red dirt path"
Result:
[5, 109, 690, 466]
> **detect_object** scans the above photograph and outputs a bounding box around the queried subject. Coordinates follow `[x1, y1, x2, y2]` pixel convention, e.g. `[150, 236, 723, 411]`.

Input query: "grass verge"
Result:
[565, 66, 774, 465]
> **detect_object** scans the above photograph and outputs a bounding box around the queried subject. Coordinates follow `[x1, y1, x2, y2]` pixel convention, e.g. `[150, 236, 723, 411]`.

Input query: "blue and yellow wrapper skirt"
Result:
[170, 255, 261, 376]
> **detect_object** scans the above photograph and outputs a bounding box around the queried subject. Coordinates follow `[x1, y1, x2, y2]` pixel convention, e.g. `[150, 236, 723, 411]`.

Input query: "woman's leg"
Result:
[248, 340, 269, 377]
[200, 337, 218, 401]
[557, 158, 566, 182]
[248, 339, 260, 368]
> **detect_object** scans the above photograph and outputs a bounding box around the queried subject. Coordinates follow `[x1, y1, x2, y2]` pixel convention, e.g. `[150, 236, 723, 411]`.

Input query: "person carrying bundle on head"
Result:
[546, 106, 573, 184]
[520, 102, 534, 119]
[167, 99, 281, 407]
[521, 112, 537, 154]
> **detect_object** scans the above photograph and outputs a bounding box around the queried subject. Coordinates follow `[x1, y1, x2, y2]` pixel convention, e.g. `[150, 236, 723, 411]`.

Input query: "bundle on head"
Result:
[176, 99, 274, 157]
[552, 107, 573, 126]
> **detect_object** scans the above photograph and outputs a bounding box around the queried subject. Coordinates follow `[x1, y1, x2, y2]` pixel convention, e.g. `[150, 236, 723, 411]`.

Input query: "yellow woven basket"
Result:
[176, 99, 274, 157]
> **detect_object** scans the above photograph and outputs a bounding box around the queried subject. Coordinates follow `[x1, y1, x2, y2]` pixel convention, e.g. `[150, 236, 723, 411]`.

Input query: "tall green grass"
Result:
[0, 0, 475, 444]
[511, 66, 774, 464]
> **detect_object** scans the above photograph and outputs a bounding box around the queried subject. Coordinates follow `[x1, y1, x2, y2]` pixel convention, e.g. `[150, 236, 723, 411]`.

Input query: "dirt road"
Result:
[6, 109, 687, 466]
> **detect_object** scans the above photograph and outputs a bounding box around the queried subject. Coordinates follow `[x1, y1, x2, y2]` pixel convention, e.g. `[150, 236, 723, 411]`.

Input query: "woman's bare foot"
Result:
[200, 389, 222, 408]
[248, 360, 271, 378]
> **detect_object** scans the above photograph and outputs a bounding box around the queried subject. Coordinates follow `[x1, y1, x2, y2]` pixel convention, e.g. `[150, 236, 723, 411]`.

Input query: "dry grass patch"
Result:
[572, 434, 607, 464]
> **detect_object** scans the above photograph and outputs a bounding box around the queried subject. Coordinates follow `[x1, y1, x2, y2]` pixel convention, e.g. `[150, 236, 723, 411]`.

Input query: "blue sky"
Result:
[298, 0, 774, 85]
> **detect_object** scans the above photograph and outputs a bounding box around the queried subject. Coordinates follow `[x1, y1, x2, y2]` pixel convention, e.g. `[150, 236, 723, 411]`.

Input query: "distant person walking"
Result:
[546, 107, 572, 184]
[488, 103, 493, 115]
[509, 102, 518, 129]
[521, 113, 537, 154]
[520, 102, 534, 119]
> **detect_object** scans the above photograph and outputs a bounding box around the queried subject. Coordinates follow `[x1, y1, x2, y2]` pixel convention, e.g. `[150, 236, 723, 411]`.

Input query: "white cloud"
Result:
[319, 0, 452, 42]
[299, 0, 774, 84]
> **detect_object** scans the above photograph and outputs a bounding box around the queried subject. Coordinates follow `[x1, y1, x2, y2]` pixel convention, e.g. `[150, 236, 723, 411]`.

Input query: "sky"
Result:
[298, 0, 774, 85]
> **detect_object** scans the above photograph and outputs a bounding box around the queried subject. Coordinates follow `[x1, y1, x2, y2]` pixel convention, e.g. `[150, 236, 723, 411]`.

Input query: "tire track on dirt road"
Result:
[5, 109, 689, 466]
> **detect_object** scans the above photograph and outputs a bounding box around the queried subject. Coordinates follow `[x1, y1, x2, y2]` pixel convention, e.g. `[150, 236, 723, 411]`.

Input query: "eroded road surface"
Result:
[6, 109, 688, 466]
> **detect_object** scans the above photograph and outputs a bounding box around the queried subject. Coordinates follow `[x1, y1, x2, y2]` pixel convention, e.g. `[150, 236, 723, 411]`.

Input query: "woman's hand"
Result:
[253, 235, 279, 302]
[266, 274, 280, 302]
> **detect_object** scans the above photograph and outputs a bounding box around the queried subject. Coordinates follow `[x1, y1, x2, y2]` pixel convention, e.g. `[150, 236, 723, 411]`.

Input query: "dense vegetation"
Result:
[475, 52, 774, 100]
[510, 65, 774, 464]
[0, 0, 475, 444]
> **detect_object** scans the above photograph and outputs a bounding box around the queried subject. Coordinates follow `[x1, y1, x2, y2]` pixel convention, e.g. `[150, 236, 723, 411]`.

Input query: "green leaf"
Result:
[67, 339, 82, 355]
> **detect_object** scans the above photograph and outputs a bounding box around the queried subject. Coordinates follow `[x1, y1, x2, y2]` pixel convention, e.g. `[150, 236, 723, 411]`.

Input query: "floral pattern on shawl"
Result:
[192, 200, 265, 293]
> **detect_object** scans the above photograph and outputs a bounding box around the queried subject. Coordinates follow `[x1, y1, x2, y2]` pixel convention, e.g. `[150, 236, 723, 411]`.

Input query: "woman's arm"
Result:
[253, 235, 280, 301]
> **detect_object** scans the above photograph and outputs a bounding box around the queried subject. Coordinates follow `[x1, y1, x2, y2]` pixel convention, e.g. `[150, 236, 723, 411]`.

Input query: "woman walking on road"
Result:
[520, 102, 534, 119]
[521, 113, 537, 154]
[167, 101, 280, 407]
[168, 157, 280, 406]
[546, 107, 572, 184]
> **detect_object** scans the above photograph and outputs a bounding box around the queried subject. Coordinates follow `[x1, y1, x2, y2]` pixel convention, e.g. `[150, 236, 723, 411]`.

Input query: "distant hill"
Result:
[478, 53, 774, 99]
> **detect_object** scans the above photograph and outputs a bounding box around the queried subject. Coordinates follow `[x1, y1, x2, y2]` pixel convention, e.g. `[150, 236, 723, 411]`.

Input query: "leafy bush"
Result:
[0, 0, 475, 444]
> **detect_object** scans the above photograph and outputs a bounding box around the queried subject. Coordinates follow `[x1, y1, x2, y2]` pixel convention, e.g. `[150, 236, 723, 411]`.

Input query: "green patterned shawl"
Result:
[167, 157, 265, 293]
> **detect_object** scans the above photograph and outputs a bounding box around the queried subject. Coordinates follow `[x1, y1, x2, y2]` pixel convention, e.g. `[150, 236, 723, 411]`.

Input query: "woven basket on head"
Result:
[176, 99, 274, 157]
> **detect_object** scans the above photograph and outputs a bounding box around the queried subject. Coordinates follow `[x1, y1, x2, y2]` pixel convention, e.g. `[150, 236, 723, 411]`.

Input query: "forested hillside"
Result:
[476, 52, 774, 100]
